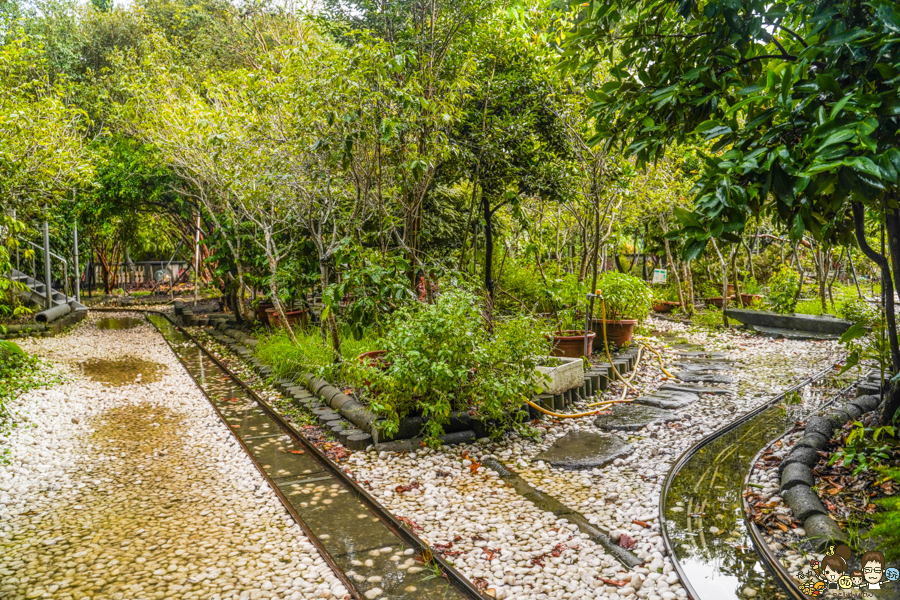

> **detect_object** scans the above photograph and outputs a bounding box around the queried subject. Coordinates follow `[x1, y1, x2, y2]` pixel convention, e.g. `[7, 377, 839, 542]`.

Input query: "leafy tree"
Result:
[567, 0, 900, 422]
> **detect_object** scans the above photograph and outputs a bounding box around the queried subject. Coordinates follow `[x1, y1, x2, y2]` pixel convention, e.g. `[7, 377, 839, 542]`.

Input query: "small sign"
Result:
[652, 269, 668, 284]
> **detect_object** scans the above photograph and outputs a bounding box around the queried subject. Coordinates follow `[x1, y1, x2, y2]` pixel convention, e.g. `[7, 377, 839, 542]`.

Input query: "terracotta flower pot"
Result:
[264, 306, 281, 327]
[550, 330, 596, 359]
[590, 319, 638, 347]
[282, 309, 308, 328]
[358, 350, 390, 370]
[704, 297, 735, 308]
[739, 294, 761, 306]
[727, 284, 736, 295]
[653, 301, 680, 313]
[256, 301, 274, 326]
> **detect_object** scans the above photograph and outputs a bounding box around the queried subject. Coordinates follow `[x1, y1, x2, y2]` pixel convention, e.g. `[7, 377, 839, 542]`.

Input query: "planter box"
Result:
[535, 356, 585, 395]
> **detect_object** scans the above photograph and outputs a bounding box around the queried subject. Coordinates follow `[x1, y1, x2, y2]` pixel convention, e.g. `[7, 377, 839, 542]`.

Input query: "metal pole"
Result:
[73, 218, 80, 302]
[42, 220, 52, 309]
[193, 212, 201, 306]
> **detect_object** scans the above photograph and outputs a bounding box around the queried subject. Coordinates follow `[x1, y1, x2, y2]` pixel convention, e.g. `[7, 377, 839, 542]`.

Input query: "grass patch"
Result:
[255, 327, 380, 387]
[0, 342, 55, 464]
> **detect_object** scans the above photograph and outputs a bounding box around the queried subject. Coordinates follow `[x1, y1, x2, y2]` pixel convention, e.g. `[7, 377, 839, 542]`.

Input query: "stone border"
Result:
[198, 316, 642, 449]
[779, 382, 886, 550]
[0, 309, 87, 340]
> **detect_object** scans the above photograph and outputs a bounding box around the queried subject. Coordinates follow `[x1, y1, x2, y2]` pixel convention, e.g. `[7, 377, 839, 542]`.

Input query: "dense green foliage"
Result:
[867, 465, 900, 561]
[594, 272, 653, 321]
[364, 288, 550, 445]
[766, 265, 801, 314]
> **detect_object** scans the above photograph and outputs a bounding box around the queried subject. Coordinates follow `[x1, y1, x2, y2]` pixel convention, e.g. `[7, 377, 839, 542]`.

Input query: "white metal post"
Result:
[193, 212, 200, 306]
[42, 220, 52, 309]
[73, 218, 80, 302]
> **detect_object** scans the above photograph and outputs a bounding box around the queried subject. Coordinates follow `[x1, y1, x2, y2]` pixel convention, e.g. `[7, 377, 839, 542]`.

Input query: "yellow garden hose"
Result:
[526, 400, 605, 419]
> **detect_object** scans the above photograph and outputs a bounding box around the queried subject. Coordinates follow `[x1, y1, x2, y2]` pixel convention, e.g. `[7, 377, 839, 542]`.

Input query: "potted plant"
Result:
[653, 284, 681, 313]
[549, 308, 596, 358]
[738, 275, 762, 306]
[255, 298, 275, 327]
[592, 272, 653, 346]
[701, 282, 733, 308]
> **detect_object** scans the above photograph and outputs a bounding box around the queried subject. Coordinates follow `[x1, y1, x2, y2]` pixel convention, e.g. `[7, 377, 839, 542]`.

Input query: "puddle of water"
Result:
[79, 357, 164, 386]
[95, 316, 145, 330]
[663, 370, 855, 600]
[147, 314, 467, 600]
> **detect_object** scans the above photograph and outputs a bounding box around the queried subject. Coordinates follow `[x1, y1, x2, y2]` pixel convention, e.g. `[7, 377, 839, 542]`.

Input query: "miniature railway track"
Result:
[92, 309, 487, 600]
[740, 379, 861, 600]
[658, 362, 853, 600]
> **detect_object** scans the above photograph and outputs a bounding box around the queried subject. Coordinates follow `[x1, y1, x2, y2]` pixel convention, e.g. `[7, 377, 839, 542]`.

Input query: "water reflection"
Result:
[664, 370, 854, 600]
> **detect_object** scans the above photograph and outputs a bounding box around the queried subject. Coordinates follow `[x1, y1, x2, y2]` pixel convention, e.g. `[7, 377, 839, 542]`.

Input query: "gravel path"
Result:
[0, 313, 349, 600]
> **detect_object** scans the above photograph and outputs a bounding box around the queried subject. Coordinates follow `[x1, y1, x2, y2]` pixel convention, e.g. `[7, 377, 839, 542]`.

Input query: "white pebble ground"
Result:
[0, 313, 349, 600]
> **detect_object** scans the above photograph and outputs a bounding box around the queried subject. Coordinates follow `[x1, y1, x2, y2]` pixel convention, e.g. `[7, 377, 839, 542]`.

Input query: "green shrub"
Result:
[594, 272, 653, 322]
[837, 295, 878, 323]
[364, 288, 550, 446]
[766, 265, 801, 314]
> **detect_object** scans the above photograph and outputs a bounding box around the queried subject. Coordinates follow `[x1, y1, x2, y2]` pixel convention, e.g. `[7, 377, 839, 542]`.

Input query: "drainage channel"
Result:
[741, 379, 862, 600]
[144, 313, 484, 600]
[659, 364, 855, 600]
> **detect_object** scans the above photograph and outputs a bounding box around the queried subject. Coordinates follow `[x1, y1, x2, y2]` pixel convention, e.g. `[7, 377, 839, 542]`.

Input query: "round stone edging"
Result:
[775, 391, 883, 550]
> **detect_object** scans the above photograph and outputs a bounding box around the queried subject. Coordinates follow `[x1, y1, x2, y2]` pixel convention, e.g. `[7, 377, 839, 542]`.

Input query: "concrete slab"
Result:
[535, 431, 632, 469]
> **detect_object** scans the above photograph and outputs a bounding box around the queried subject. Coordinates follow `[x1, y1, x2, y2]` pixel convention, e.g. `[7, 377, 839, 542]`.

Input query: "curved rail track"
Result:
[740, 378, 861, 600]
[92, 309, 487, 600]
[658, 362, 858, 600]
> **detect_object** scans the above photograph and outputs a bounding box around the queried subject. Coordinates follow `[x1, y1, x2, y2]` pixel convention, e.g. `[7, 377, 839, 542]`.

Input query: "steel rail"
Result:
[98, 308, 488, 600]
[658, 362, 847, 600]
[740, 379, 862, 600]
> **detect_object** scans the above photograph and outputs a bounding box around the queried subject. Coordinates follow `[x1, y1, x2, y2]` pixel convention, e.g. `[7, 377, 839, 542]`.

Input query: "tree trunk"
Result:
[851, 203, 900, 425]
[743, 238, 756, 280]
[482, 196, 495, 325]
[658, 217, 686, 309]
[263, 228, 296, 344]
[711, 239, 729, 328]
[848, 252, 863, 299]
[684, 260, 695, 316]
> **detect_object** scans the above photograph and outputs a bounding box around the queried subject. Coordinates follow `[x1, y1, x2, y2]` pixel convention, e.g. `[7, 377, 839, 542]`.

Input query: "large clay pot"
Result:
[739, 294, 761, 306]
[264, 306, 280, 327]
[283, 309, 308, 328]
[256, 301, 274, 326]
[591, 319, 637, 347]
[704, 297, 734, 308]
[653, 301, 680, 313]
[550, 330, 595, 359]
[726, 284, 736, 295]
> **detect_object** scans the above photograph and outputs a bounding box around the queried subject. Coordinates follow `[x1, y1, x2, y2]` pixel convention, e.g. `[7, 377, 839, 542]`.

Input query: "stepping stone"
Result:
[675, 371, 733, 384]
[658, 384, 731, 396]
[634, 391, 699, 410]
[534, 431, 632, 469]
[593, 404, 679, 431]
[672, 362, 732, 371]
